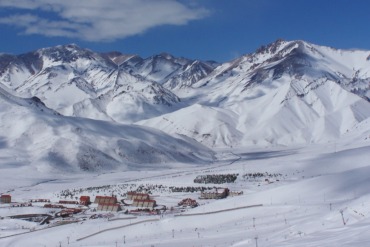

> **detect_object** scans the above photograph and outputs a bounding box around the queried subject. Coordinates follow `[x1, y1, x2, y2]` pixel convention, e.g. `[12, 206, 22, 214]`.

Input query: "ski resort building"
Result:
[127, 192, 150, 201]
[0, 194, 11, 203]
[200, 188, 229, 199]
[132, 199, 156, 208]
[94, 196, 117, 204]
[97, 203, 121, 212]
[79, 196, 90, 206]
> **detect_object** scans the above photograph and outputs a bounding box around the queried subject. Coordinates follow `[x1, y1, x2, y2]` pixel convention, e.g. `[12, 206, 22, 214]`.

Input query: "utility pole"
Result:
[123, 235, 126, 244]
[254, 236, 258, 247]
[340, 209, 347, 225]
[172, 229, 174, 238]
[253, 217, 256, 228]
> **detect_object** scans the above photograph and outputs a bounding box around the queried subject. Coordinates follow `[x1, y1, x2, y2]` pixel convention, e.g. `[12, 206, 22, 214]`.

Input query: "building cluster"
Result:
[1, 175, 244, 221]
[127, 192, 157, 208]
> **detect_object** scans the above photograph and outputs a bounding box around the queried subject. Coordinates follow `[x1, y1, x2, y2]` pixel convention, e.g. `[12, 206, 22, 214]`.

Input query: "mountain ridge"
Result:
[1, 39, 370, 150]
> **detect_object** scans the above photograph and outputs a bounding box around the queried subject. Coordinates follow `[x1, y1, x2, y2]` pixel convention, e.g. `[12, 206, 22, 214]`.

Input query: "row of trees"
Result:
[170, 186, 214, 193]
[194, 174, 239, 184]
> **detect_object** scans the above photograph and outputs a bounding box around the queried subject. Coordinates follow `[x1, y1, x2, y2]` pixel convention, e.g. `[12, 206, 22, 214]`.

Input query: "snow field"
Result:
[2, 141, 370, 246]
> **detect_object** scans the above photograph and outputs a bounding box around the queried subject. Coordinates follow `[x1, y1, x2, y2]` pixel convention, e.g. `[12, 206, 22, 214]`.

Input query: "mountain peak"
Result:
[254, 39, 294, 55]
[36, 44, 98, 64]
[158, 52, 174, 59]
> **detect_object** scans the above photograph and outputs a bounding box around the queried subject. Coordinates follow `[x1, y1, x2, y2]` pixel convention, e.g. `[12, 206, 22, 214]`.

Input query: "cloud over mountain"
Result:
[0, 0, 209, 42]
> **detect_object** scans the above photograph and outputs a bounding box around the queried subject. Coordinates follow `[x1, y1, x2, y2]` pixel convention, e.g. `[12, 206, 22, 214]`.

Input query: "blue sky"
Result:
[0, 0, 369, 62]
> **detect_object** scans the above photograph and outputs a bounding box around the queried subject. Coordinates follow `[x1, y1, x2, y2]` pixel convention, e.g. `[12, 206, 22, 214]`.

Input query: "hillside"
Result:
[139, 40, 370, 147]
[0, 84, 215, 174]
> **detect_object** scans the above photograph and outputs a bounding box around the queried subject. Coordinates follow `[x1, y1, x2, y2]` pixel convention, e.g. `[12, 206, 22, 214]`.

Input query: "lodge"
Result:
[79, 196, 90, 206]
[200, 188, 229, 199]
[127, 192, 150, 201]
[0, 194, 11, 203]
[94, 196, 117, 204]
[132, 199, 156, 208]
[97, 203, 121, 212]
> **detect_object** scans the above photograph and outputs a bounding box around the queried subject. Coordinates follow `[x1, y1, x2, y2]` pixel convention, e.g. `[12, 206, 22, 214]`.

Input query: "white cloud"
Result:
[0, 0, 209, 41]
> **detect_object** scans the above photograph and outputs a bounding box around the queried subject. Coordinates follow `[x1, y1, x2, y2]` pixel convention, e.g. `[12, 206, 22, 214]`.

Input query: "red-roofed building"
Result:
[0, 195, 11, 203]
[94, 196, 117, 204]
[80, 196, 91, 206]
[127, 192, 150, 201]
[132, 199, 156, 208]
[97, 203, 121, 212]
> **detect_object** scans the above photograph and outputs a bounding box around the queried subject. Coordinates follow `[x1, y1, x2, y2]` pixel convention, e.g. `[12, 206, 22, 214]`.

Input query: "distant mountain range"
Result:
[1, 39, 370, 171]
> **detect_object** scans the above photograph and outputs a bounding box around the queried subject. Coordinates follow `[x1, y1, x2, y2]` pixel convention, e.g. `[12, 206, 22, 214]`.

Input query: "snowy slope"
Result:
[2, 140, 370, 246]
[139, 40, 370, 147]
[137, 104, 242, 148]
[0, 85, 215, 174]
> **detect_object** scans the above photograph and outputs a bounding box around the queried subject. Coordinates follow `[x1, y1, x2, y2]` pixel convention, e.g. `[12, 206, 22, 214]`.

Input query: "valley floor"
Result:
[1, 141, 370, 247]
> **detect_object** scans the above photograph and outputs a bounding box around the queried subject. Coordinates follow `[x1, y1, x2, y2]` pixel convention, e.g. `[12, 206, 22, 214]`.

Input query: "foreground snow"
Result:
[1, 140, 370, 247]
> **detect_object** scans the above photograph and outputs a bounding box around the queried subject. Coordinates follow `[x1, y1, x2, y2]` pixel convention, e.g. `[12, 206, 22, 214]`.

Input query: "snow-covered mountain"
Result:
[0, 84, 215, 173]
[0, 44, 217, 123]
[1, 40, 370, 150]
[139, 40, 370, 147]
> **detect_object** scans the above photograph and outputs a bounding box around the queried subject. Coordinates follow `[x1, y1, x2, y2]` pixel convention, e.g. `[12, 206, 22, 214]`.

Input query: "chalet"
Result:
[127, 192, 150, 201]
[97, 203, 121, 212]
[200, 188, 229, 199]
[94, 196, 117, 204]
[0, 194, 11, 203]
[80, 196, 91, 206]
[132, 199, 156, 208]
